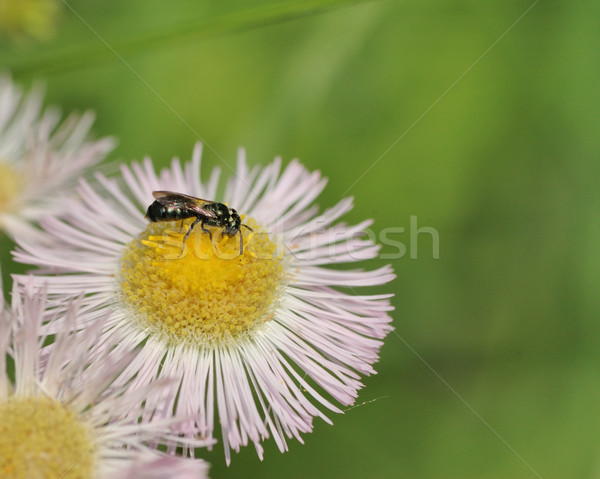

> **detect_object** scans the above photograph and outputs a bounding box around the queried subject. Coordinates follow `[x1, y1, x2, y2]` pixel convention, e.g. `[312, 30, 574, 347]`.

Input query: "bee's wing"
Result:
[152, 190, 211, 203]
[151, 191, 218, 218]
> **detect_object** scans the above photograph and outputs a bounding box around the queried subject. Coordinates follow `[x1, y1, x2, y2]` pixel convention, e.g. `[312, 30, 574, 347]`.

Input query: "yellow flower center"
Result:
[0, 162, 24, 213]
[0, 396, 94, 479]
[120, 218, 286, 346]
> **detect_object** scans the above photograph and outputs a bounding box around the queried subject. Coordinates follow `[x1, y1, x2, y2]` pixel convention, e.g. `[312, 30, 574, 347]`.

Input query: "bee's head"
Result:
[224, 209, 241, 236]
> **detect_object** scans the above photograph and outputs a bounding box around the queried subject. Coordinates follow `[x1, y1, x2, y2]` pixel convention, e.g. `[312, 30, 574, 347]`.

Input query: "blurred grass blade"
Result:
[9, 0, 378, 77]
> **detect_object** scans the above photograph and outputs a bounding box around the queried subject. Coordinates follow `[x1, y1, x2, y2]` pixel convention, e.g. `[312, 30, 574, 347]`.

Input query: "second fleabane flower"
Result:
[0, 75, 114, 241]
[14, 143, 395, 462]
[0, 285, 211, 479]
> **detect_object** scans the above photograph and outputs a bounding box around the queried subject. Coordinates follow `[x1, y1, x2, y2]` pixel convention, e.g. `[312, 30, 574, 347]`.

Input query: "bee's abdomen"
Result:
[145, 202, 194, 222]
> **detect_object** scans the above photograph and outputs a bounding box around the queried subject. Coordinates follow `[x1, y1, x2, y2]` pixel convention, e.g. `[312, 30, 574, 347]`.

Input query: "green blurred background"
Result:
[2, 0, 599, 477]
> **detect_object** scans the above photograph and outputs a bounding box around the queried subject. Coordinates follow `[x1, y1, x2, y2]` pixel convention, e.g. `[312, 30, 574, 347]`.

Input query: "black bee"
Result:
[145, 191, 253, 255]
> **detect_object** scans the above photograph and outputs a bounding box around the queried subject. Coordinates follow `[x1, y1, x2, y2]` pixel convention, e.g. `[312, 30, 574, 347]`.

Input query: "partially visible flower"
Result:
[0, 283, 211, 479]
[118, 453, 211, 479]
[0, 0, 59, 42]
[14, 143, 395, 463]
[0, 74, 114, 240]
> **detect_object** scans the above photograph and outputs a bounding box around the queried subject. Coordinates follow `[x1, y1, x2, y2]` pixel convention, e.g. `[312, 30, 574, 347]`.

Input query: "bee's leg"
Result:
[179, 219, 185, 232]
[179, 217, 202, 257]
[239, 224, 252, 255]
[201, 222, 214, 250]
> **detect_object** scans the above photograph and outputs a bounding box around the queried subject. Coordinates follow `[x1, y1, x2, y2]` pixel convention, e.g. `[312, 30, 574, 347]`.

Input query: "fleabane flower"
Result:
[0, 284, 211, 479]
[0, 0, 59, 42]
[0, 74, 114, 240]
[13, 143, 395, 463]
